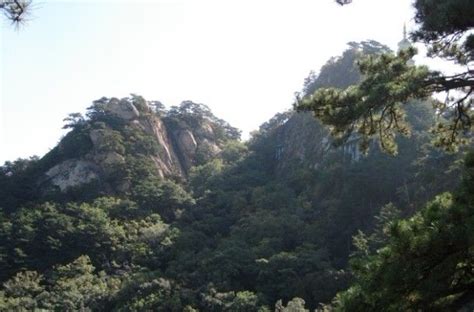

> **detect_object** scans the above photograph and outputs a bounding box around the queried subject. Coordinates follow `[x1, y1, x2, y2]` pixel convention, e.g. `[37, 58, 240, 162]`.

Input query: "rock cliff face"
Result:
[258, 112, 363, 174]
[273, 113, 332, 166]
[45, 160, 100, 192]
[41, 97, 232, 193]
[270, 103, 433, 172]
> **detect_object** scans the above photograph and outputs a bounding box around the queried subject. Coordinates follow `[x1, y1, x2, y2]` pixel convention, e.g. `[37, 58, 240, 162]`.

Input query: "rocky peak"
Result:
[40, 97, 239, 194]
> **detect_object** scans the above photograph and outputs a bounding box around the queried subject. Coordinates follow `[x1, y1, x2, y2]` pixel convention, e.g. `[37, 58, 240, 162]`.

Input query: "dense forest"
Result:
[1, 0, 473, 311]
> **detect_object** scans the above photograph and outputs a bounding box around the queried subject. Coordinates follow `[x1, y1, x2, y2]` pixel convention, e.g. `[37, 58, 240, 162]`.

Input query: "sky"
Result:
[0, 0, 419, 163]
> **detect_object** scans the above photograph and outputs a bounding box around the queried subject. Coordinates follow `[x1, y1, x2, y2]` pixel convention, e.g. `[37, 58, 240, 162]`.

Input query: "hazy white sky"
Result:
[1, 0, 417, 163]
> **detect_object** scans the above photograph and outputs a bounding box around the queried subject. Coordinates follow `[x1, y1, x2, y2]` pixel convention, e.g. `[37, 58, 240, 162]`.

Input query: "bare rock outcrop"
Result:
[271, 112, 363, 173]
[174, 129, 198, 171]
[45, 160, 99, 191]
[104, 98, 140, 120]
[139, 117, 185, 177]
[40, 99, 233, 193]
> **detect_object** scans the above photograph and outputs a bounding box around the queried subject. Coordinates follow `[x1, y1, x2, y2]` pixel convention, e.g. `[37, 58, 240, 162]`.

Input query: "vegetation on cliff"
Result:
[1, 34, 471, 310]
[1, 1, 473, 308]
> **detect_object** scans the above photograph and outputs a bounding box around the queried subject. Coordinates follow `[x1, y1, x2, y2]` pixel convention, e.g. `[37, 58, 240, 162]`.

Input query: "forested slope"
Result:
[0, 41, 468, 311]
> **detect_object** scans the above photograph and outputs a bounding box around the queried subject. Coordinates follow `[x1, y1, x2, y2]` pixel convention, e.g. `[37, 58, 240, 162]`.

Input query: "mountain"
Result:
[0, 41, 467, 311]
[0, 96, 240, 213]
[40, 96, 239, 193]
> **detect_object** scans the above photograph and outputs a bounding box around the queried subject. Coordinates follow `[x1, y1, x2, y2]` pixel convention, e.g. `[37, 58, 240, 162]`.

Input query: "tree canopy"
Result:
[0, 1, 472, 310]
[301, 0, 474, 154]
[330, 152, 474, 311]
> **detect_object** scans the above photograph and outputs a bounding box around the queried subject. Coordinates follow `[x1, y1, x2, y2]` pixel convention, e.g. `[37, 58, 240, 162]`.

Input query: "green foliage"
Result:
[201, 288, 267, 312]
[297, 47, 431, 155]
[1, 26, 471, 310]
[166, 101, 241, 142]
[0, 198, 178, 280]
[301, 41, 391, 96]
[189, 159, 224, 198]
[275, 297, 309, 312]
[131, 176, 195, 221]
[298, 0, 474, 153]
[332, 152, 474, 311]
[0, 157, 41, 213]
[0, 103, 465, 311]
[413, 0, 474, 65]
[112, 275, 190, 312]
[128, 94, 149, 113]
[251, 110, 293, 140]
[122, 123, 161, 155]
[63, 112, 86, 129]
[0, 255, 122, 311]
[95, 129, 126, 155]
[220, 140, 248, 164]
[0, 271, 43, 310]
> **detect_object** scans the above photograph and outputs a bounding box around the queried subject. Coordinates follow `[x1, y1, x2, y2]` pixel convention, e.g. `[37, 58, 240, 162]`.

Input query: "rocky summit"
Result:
[39, 96, 239, 195]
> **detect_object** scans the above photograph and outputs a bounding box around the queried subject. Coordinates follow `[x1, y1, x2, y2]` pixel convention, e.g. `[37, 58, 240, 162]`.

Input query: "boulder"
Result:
[104, 98, 140, 120]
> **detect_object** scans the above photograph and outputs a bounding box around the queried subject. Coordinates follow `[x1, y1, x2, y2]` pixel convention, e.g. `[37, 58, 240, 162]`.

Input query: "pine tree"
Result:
[300, 0, 474, 154]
